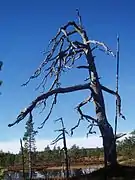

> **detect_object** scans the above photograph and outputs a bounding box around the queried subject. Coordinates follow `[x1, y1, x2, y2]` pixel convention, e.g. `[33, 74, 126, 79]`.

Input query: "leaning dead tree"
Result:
[20, 139, 25, 180]
[8, 11, 125, 166]
[51, 118, 69, 179]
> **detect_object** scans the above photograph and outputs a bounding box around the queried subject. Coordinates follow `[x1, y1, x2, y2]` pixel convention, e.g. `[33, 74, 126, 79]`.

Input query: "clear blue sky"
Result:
[0, 0, 135, 142]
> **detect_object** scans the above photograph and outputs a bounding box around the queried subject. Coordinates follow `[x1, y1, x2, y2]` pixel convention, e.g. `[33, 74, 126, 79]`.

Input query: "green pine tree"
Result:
[23, 112, 38, 179]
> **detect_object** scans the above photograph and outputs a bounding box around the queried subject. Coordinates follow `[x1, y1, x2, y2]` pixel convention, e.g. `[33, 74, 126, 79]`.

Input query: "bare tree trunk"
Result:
[63, 131, 69, 179]
[92, 82, 117, 166]
[84, 39, 117, 166]
[20, 139, 25, 180]
[28, 135, 32, 179]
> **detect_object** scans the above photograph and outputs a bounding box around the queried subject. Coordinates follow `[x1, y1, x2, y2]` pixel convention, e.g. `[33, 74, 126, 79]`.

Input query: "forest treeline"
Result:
[0, 130, 135, 168]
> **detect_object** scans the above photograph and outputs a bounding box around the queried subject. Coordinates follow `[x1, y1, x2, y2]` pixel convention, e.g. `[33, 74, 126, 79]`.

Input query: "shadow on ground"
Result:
[70, 164, 135, 180]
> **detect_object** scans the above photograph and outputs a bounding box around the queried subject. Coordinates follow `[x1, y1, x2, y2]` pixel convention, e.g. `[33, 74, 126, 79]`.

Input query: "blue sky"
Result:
[0, 0, 135, 149]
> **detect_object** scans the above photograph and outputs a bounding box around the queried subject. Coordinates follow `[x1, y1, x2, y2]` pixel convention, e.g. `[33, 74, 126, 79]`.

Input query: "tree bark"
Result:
[91, 82, 117, 166]
[20, 139, 25, 180]
[63, 131, 69, 179]
[83, 33, 117, 165]
[28, 133, 32, 179]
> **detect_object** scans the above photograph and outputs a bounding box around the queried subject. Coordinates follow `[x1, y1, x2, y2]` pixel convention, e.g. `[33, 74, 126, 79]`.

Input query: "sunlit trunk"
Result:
[84, 37, 117, 166]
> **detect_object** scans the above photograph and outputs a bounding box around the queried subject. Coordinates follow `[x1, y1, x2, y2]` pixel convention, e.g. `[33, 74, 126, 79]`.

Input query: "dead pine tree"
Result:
[8, 11, 125, 167]
[20, 138, 25, 180]
[51, 117, 70, 179]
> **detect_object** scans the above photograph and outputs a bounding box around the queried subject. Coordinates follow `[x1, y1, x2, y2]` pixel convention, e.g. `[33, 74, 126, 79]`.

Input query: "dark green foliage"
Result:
[0, 130, 135, 168]
[68, 145, 103, 162]
[117, 130, 135, 160]
[23, 117, 38, 153]
[0, 145, 104, 168]
[22, 114, 38, 178]
[0, 151, 15, 167]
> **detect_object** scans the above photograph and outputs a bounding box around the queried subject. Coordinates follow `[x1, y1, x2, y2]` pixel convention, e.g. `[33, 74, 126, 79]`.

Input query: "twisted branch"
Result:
[86, 122, 96, 137]
[21, 18, 115, 93]
[71, 119, 82, 136]
[38, 93, 58, 129]
[51, 137, 63, 145]
[71, 94, 97, 135]
[8, 83, 90, 127]
[101, 85, 126, 120]
[51, 133, 63, 145]
[86, 40, 115, 57]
